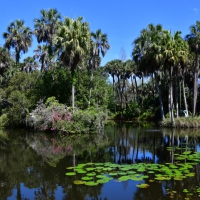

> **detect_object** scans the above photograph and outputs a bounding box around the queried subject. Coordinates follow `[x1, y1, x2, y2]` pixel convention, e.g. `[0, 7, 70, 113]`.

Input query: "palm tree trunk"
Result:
[151, 73, 155, 101]
[88, 67, 94, 107]
[169, 66, 174, 126]
[155, 72, 165, 120]
[112, 74, 116, 113]
[131, 75, 135, 102]
[71, 70, 75, 110]
[117, 75, 123, 118]
[193, 53, 199, 117]
[175, 77, 179, 118]
[134, 75, 139, 104]
[182, 76, 188, 112]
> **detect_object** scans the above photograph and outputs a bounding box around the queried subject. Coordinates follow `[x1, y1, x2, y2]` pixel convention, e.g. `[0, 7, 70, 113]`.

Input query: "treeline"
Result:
[0, 8, 200, 129]
[105, 22, 200, 126]
[0, 8, 111, 130]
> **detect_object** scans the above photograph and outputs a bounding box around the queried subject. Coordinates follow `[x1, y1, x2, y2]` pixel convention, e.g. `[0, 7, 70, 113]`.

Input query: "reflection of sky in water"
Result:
[8, 183, 35, 200]
[114, 146, 158, 163]
[98, 180, 141, 200]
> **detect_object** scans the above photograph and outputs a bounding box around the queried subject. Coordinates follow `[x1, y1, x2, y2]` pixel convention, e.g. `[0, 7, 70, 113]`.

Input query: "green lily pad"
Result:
[136, 183, 149, 188]
[81, 176, 93, 181]
[96, 179, 110, 184]
[85, 181, 98, 186]
[65, 172, 76, 176]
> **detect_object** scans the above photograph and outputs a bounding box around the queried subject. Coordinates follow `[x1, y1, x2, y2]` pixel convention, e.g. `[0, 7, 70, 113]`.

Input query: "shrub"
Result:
[27, 97, 107, 133]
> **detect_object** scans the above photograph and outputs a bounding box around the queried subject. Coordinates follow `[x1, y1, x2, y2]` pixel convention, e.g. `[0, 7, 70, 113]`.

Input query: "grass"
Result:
[160, 116, 200, 128]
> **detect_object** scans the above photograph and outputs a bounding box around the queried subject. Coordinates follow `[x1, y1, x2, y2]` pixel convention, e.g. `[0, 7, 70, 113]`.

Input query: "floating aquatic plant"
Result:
[136, 183, 149, 188]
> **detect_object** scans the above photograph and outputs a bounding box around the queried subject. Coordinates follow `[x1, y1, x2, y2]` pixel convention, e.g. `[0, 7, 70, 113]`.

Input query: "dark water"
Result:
[1, 124, 200, 200]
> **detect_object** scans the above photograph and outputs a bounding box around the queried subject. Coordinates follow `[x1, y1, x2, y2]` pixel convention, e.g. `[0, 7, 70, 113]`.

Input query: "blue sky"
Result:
[0, 0, 199, 66]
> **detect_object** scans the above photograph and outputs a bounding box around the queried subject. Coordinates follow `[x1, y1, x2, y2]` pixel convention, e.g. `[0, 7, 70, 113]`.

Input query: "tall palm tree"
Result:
[54, 17, 91, 109]
[34, 8, 61, 59]
[185, 21, 200, 117]
[88, 29, 110, 106]
[3, 20, 32, 64]
[132, 24, 166, 120]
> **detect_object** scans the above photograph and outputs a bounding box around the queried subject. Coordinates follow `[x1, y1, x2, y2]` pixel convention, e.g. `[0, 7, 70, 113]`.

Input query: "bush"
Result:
[6, 90, 30, 126]
[0, 114, 9, 128]
[27, 97, 107, 133]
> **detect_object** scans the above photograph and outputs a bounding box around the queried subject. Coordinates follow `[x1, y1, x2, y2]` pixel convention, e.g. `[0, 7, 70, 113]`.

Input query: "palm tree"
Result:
[132, 24, 166, 120]
[34, 45, 49, 71]
[22, 56, 39, 73]
[34, 8, 61, 58]
[54, 17, 91, 109]
[3, 20, 32, 64]
[88, 29, 110, 107]
[185, 21, 200, 117]
[162, 30, 189, 125]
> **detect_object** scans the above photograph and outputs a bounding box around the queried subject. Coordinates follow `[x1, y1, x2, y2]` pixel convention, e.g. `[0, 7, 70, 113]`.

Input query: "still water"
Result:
[0, 124, 200, 200]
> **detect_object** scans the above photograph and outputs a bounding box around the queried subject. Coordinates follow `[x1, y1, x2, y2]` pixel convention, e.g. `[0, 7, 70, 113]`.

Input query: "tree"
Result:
[22, 56, 39, 73]
[162, 30, 188, 125]
[3, 20, 32, 64]
[88, 29, 110, 107]
[34, 8, 61, 47]
[54, 17, 91, 109]
[132, 24, 166, 120]
[0, 47, 12, 77]
[185, 21, 200, 117]
[34, 45, 50, 71]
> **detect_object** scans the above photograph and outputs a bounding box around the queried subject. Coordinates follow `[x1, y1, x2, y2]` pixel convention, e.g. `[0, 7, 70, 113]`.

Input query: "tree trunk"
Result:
[182, 75, 188, 112]
[131, 75, 135, 102]
[175, 77, 179, 118]
[112, 74, 116, 113]
[88, 67, 94, 107]
[117, 75, 123, 118]
[169, 66, 174, 126]
[151, 73, 155, 101]
[134, 75, 139, 104]
[155, 72, 165, 120]
[71, 70, 75, 110]
[193, 53, 199, 117]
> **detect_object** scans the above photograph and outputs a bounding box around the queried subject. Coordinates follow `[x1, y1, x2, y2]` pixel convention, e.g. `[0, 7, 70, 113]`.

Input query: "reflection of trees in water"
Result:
[0, 130, 109, 200]
[107, 124, 162, 164]
[106, 125, 200, 166]
[1, 127, 200, 200]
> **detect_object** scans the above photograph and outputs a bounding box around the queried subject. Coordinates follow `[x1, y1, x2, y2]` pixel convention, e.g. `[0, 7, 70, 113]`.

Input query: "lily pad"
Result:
[136, 183, 149, 188]
[85, 181, 98, 186]
[65, 172, 76, 176]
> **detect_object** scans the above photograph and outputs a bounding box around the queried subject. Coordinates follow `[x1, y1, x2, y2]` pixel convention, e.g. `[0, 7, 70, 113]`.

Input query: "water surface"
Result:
[0, 124, 200, 200]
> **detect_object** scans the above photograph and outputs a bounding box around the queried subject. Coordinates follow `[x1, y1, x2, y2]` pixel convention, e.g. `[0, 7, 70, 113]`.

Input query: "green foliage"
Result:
[36, 67, 72, 105]
[54, 106, 107, 133]
[139, 109, 155, 121]
[27, 97, 107, 133]
[0, 114, 9, 128]
[6, 90, 30, 126]
[160, 116, 200, 128]
[124, 101, 141, 119]
[45, 96, 60, 107]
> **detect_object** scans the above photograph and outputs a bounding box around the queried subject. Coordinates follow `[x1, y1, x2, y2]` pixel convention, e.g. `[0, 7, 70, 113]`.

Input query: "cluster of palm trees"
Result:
[105, 22, 200, 124]
[1, 8, 200, 123]
[1, 8, 110, 109]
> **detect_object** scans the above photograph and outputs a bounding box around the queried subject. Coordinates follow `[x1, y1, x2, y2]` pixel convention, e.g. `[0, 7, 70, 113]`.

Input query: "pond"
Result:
[1, 123, 200, 200]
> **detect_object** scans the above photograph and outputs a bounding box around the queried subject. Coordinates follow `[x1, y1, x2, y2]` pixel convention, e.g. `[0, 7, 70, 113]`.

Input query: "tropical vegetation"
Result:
[0, 8, 200, 130]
